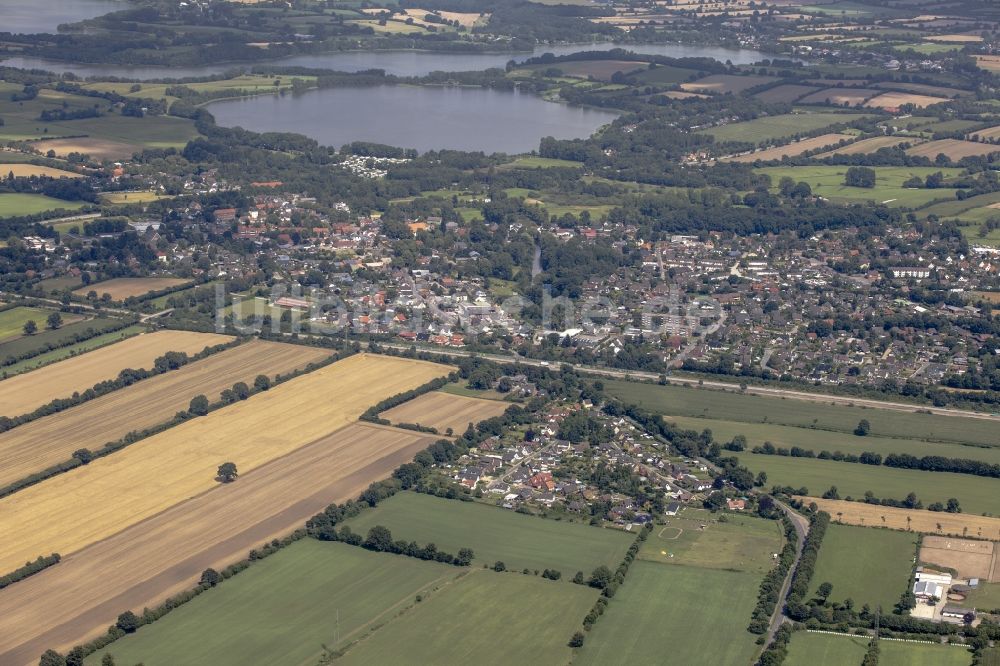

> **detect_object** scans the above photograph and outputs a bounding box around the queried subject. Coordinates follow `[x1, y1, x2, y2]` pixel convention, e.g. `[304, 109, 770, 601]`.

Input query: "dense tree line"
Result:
[785, 511, 830, 621]
[0, 553, 60, 591]
[748, 513, 797, 634]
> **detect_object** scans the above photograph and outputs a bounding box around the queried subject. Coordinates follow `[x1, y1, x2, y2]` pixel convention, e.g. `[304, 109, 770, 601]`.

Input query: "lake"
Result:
[205, 85, 618, 154]
[0, 42, 775, 80]
[1, 0, 123, 34]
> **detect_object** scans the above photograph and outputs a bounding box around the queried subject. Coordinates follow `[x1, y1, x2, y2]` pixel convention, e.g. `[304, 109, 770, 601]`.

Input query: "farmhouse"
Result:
[913, 580, 944, 599]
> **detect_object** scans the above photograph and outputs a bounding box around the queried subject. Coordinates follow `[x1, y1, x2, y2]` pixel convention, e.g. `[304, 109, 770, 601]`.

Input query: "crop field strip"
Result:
[380, 391, 509, 434]
[73, 277, 192, 301]
[785, 631, 973, 666]
[0, 353, 448, 574]
[805, 497, 1000, 540]
[0, 422, 440, 665]
[0, 330, 231, 418]
[0, 339, 330, 488]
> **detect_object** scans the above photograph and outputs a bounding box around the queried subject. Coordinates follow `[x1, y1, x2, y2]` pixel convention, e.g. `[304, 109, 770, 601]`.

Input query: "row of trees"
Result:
[748, 514, 798, 634]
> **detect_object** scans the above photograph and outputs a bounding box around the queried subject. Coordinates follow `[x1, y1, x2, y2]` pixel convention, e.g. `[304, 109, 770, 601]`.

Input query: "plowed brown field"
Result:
[0, 339, 329, 488]
[0, 330, 232, 418]
[0, 353, 449, 573]
[381, 391, 509, 434]
[0, 422, 438, 666]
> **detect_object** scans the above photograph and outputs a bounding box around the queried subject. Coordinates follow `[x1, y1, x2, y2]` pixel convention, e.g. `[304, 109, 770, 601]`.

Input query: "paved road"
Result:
[763, 502, 810, 647]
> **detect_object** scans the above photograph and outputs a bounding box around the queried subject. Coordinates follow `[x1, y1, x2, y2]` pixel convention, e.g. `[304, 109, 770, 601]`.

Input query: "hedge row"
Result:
[748, 513, 798, 634]
[0, 553, 60, 591]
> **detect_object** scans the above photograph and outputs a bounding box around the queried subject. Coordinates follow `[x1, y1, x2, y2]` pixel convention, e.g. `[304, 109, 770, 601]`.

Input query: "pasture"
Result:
[338, 569, 596, 666]
[0, 330, 230, 418]
[380, 391, 508, 434]
[808, 524, 917, 609]
[0, 339, 329, 488]
[0, 422, 440, 665]
[0, 354, 449, 572]
[680, 73, 777, 94]
[0, 317, 123, 361]
[758, 164, 962, 207]
[0, 163, 81, 178]
[83, 540, 457, 666]
[807, 498, 1000, 541]
[907, 139, 1000, 161]
[638, 510, 783, 574]
[724, 133, 854, 162]
[786, 632, 972, 666]
[741, 454, 1000, 516]
[29, 115, 199, 160]
[345, 491, 632, 575]
[0, 324, 145, 378]
[964, 583, 1000, 611]
[799, 86, 880, 106]
[0, 193, 85, 218]
[545, 60, 647, 81]
[73, 277, 192, 301]
[817, 135, 920, 155]
[697, 111, 870, 144]
[752, 84, 820, 104]
[575, 562, 762, 666]
[0, 306, 59, 341]
[603, 379, 998, 447]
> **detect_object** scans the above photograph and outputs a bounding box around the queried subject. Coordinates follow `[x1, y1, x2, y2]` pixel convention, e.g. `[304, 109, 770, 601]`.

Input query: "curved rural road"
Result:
[763, 502, 810, 648]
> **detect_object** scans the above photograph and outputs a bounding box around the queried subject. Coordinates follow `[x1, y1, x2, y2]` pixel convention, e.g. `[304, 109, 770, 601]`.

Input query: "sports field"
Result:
[604, 379, 998, 447]
[808, 524, 917, 609]
[740, 454, 1000, 516]
[638, 509, 783, 574]
[1, 423, 440, 665]
[806, 498, 1000, 541]
[0, 353, 449, 572]
[575, 562, 762, 666]
[345, 491, 632, 575]
[74, 277, 192, 301]
[0, 330, 230, 417]
[786, 631, 972, 666]
[380, 391, 508, 434]
[0, 339, 330, 488]
[82, 540, 457, 666]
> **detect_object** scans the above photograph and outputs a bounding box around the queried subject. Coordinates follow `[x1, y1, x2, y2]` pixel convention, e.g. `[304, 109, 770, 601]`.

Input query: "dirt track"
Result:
[0, 330, 231, 418]
[0, 339, 328, 488]
[0, 422, 437, 666]
[381, 391, 509, 434]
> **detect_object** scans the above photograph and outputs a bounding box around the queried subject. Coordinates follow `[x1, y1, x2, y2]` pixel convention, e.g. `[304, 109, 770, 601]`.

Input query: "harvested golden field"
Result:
[657, 90, 708, 100]
[919, 536, 997, 580]
[724, 133, 854, 162]
[907, 139, 1000, 160]
[975, 55, 1000, 73]
[0, 340, 329, 488]
[799, 87, 880, 106]
[925, 34, 983, 43]
[0, 354, 449, 573]
[967, 125, 1000, 142]
[804, 497, 1000, 541]
[381, 391, 509, 434]
[28, 138, 139, 160]
[680, 73, 777, 94]
[864, 91, 948, 109]
[817, 135, 923, 156]
[0, 422, 439, 665]
[73, 277, 191, 300]
[0, 163, 81, 178]
[0, 330, 230, 418]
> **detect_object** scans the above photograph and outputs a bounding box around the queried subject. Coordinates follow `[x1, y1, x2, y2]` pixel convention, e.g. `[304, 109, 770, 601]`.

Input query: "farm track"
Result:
[0, 422, 438, 666]
[0, 339, 329, 488]
[0, 330, 231, 418]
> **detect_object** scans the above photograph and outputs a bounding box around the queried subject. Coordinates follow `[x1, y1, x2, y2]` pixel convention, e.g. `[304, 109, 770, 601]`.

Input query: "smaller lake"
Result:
[1, 0, 123, 35]
[205, 85, 618, 154]
[1, 42, 777, 80]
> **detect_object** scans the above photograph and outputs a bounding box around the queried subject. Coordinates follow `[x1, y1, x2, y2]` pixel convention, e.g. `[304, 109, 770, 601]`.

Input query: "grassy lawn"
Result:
[666, 415, 1000, 466]
[0, 193, 86, 218]
[344, 491, 633, 575]
[638, 509, 784, 574]
[0, 324, 145, 378]
[787, 632, 971, 665]
[339, 568, 596, 665]
[963, 582, 1000, 612]
[808, 524, 917, 609]
[698, 112, 872, 144]
[85, 540, 460, 666]
[604, 379, 999, 448]
[737, 454, 1000, 516]
[575, 562, 762, 666]
[757, 165, 963, 207]
[501, 156, 583, 169]
[0, 306, 57, 341]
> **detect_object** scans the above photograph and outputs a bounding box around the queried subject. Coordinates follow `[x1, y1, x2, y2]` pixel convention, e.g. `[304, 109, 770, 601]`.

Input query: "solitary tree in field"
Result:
[854, 419, 871, 436]
[217, 462, 238, 483]
[46, 312, 62, 330]
[22, 319, 37, 336]
[101, 654, 116, 666]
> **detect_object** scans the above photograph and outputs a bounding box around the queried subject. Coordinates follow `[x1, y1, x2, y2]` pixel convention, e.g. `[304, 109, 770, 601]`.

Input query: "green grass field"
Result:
[786, 631, 971, 666]
[85, 540, 460, 666]
[344, 492, 632, 575]
[962, 582, 1000, 611]
[576, 562, 762, 666]
[666, 415, 1000, 466]
[698, 112, 872, 144]
[0, 306, 57, 340]
[604, 380, 998, 448]
[0, 193, 86, 218]
[0, 316, 121, 360]
[757, 165, 963, 207]
[981, 647, 1000, 666]
[808, 524, 917, 609]
[737, 454, 1000, 516]
[638, 509, 783, 574]
[501, 156, 583, 169]
[0, 325, 145, 378]
[338, 569, 596, 665]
